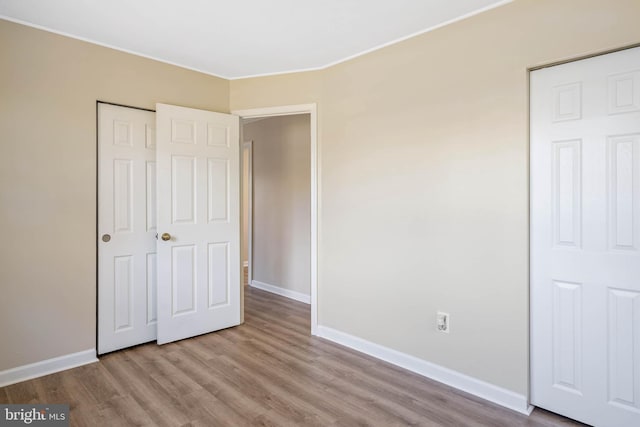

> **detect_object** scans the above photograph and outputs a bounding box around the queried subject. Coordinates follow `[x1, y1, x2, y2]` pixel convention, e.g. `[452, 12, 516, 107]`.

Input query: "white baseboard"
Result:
[316, 326, 533, 416]
[243, 261, 248, 267]
[0, 349, 98, 387]
[250, 280, 311, 304]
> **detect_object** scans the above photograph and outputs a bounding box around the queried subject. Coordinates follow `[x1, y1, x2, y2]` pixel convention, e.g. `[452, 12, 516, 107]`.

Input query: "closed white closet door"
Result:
[98, 103, 157, 354]
[531, 47, 640, 427]
[156, 103, 240, 344]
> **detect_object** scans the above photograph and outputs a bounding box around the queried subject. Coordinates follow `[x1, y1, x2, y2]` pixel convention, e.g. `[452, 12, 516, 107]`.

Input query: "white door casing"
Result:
[98, 103, 157, 354]
[531, 47, 640, 427]
[242, 141, 253, 285]
[156, 103, 241, 344]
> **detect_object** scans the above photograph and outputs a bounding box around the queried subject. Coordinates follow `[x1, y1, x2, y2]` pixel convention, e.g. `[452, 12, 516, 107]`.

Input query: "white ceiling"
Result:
[0, 0, 510, 79]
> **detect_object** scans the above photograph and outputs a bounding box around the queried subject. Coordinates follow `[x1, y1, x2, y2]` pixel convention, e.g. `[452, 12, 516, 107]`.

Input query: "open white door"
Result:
[98, 103, 157, 354]
[156, 103, 240, 344]
[531, 47, 640, 426]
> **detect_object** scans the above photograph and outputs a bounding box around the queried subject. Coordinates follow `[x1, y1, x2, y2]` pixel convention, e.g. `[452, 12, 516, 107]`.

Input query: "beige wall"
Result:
[0, 19, 229, 371]
[230, 0, 640, 395]
[243, 116, 311, 296]
[231, 71, 323, 111]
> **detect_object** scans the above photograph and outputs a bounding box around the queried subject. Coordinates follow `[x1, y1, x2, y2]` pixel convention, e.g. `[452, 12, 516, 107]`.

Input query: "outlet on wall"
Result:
[436, 311, 450, 334]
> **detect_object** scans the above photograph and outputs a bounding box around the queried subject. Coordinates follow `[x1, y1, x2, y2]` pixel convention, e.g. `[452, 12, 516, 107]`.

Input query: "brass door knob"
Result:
[161, 233, 171, 241]
[102, 234, 111, 242]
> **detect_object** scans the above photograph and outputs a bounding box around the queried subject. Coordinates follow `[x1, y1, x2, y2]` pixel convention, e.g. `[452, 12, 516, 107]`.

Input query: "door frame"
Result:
[232, 104, 319, 335]
[242, 140, 253, 285]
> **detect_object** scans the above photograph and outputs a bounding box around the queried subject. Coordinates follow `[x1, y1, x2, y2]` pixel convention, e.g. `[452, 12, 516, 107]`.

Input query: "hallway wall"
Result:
[243, 115, 311, 298]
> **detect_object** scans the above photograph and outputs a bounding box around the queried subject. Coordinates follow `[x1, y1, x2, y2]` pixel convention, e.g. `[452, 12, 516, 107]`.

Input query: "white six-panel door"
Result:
[99, 102, 241, 352]
[531, 47, 640, 427]
[156, 103, 240, 344]
[98, 103, 157, 354]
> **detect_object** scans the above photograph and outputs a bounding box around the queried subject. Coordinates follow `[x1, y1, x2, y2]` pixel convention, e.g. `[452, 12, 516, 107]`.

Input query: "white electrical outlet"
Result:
[436, 311, 450, 333]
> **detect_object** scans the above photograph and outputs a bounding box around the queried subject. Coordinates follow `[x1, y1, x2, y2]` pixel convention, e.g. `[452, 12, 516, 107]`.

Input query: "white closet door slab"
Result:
[156, 103, 240, 344]
[98, 103, 157, 354]
[531, 46, 640, 427]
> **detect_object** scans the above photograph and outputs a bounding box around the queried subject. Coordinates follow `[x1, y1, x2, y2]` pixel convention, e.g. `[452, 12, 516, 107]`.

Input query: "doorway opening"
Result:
[234, 104, 318, 335]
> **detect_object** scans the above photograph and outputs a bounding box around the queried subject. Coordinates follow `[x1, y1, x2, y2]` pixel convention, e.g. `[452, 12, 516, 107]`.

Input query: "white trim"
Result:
[316, 326, 534, 416]
[250, 280, 311, 304]
[235, 105, 316, 118]
[0, 349, 98, 387]
[2, 2, 513, 81]
[242, 141, 253, 283]
[233, 104, 318, 336]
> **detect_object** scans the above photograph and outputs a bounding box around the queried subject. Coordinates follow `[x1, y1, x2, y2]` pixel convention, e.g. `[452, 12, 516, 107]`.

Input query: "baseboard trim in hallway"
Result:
[0, 349, 97, 387]
[316, 325, 534, 416]
[250, 280, 311, 304]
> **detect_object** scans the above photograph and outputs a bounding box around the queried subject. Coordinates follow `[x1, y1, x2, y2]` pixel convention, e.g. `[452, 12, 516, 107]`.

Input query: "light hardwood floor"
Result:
[1, 281, 585, 426]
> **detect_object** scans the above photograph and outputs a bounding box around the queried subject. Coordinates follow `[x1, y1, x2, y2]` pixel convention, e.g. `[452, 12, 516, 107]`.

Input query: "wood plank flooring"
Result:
[1, 283, 585, 426]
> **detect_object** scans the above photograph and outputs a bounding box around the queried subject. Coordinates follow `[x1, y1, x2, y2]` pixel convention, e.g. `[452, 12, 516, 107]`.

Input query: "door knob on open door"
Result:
[161, 233, 171, 241]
